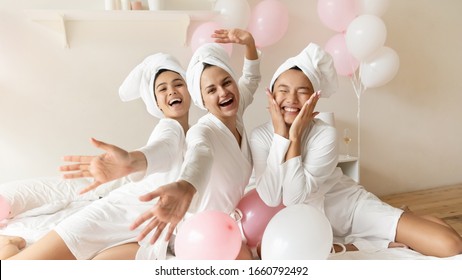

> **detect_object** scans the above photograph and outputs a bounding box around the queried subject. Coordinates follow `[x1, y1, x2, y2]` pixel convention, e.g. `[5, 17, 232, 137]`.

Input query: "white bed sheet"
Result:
[1, 177, 461, 260]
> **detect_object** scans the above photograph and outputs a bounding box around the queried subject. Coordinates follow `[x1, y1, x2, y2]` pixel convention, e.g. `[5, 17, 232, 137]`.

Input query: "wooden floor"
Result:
[380, 183, 462, 236]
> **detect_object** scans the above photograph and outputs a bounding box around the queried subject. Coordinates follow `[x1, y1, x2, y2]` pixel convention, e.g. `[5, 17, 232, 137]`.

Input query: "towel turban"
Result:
[186, 43, 236, 111]
[119, 53, 186, 118]
[270, 43, 338, 98]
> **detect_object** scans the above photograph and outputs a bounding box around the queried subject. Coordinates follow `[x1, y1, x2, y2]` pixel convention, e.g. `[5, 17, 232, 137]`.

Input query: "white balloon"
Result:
[214, 0, 251, 29]
[360, 46, 400, 88]
[355, 0, 390, 17]
[261, 204, 333, 260]
[346, 15, 387, 61]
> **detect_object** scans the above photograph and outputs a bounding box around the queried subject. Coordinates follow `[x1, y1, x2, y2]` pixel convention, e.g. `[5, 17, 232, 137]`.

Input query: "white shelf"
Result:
[338, 154, 358, 163]
[24, 9, 221, 48]
[337, 154, 360, 182]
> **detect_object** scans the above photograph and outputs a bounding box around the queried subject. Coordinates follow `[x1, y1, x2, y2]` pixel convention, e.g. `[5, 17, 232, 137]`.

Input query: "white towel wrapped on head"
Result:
[186, 43, 236, 111]
[270, 43, 338, 98]
[119, 53, 187, 118]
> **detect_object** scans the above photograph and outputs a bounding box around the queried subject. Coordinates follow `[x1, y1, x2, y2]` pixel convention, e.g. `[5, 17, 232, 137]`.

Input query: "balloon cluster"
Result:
[175, 190, 333, 260]
[190, 0, 290, 54]
[320, 0, 399, 89]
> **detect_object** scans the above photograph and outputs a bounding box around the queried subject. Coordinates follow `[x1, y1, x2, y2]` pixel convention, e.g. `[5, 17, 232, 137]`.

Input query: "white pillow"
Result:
[0, 176, 127, 218]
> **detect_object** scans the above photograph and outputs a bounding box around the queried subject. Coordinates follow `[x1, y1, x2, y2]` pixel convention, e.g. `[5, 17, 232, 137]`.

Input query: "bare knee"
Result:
[396, 212, 462, 257]
[433, 235, 462, 258]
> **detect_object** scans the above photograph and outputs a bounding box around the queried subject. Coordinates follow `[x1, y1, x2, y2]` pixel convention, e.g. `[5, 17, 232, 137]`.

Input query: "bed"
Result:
[1, 176, 461, 261]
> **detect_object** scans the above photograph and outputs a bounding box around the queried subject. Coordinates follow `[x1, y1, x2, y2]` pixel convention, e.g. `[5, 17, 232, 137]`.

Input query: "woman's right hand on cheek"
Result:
[266, 88, 288, 138]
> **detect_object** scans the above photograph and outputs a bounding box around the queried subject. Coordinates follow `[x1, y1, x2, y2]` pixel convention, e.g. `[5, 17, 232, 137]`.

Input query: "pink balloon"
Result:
[236, 189, 284, 248]
[190, 21, 233, 56]
[324, 33, 359, 77]
[175, 210, 242, 260]
[0, 195, 11, 221]
[317, 0, 357, 32]
[248, 0, 289, 48]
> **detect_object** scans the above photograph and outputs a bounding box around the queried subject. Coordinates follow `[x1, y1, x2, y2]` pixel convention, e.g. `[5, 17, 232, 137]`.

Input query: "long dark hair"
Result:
[153, 69, 180, 101]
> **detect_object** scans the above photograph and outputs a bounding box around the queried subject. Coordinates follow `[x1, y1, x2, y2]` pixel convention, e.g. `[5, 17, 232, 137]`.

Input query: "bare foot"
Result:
[388, 242, 409, 249]
[0, 235, 26, 250]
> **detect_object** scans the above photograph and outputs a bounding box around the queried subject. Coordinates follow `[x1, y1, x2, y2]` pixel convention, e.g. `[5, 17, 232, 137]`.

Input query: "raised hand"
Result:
[130, 180, 196, 244]
[60, 138, 144, 194]
[212, 28, 258, 60]
[212, 28, 253, 46]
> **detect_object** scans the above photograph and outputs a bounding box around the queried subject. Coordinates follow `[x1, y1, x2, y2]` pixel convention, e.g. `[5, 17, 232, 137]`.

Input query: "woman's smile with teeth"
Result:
[168, 98, 182, 106]
[219, 97, 233, 107]
[283, 107, 299, 112]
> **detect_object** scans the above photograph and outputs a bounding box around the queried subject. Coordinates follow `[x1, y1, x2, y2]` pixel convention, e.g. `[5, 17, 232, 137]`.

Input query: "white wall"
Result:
[1, 0, 461, 196]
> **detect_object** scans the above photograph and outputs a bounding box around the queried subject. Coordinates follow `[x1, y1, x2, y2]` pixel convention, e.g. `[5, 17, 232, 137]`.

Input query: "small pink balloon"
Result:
[175, 210, 242, 260]
[317, 0, 357, 32]
[325, 33, 359, 77]
[236, 189, 285, 247]
[248, 0, 289, 48]
[0, 195, 11, 221]
[190, 21, 233, 56]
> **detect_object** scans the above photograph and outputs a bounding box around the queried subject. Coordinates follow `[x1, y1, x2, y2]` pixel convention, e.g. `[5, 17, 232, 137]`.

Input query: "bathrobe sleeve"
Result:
[280, 122, 339, 207]
[250, 122, 288, 207]
[251, 121, 340, 209]
[238, 51, 261, 112]
[177, 123, 214, 211]
[129, 119, 185, 182]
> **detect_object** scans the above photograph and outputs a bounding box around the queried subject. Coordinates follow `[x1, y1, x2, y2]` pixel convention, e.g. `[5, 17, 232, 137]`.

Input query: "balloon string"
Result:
[350, 74, 363, 182]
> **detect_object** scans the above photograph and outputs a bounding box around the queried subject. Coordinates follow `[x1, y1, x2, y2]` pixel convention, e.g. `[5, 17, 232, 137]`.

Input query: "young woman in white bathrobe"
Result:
[0, 52, 192, 260]
[131, 30, 261, 260]
[250, 43, 462, 258]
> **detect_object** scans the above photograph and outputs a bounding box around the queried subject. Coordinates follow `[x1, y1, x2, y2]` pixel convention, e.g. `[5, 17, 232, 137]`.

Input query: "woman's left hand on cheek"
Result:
[289, 91, 321, 139]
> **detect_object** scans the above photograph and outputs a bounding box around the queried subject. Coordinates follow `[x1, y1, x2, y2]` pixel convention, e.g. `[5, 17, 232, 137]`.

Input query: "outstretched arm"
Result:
[130, 180, 196, 244]
[60, 138, 147, 194]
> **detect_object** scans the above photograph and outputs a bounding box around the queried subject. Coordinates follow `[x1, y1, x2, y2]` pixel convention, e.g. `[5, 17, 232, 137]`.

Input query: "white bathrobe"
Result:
[250, 120, 403, 251]
[135, 50, 262, 260]
[54, 118, 186, 260]
[182, 54, 260, 213]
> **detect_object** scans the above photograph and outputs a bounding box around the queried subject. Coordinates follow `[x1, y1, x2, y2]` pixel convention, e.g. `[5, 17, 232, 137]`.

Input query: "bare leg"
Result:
[8, 230, 76, 260]
[420, 215, 455, 229]
[395, 212, 462, 257]
[400, 205, 453, 229]
[0, 235, 26, 259]
[92, 243, 140, 260]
